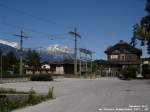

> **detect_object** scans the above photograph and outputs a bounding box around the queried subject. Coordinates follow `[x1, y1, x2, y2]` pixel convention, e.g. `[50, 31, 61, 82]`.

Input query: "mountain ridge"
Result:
[0, 39, 74, 62]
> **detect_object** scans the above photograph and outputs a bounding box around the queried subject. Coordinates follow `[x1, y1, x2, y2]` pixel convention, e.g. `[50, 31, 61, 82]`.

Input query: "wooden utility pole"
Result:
[0, 54, 2, 83]
[14, 30, 28, 76]
[90, 53, 93, 73]
[86, 53, 88, 77]
[79, 51, 82, 77]
[69, 28, 81, 75]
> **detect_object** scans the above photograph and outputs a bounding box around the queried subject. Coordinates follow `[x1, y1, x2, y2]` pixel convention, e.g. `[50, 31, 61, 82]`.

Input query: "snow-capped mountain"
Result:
[37, 44, 74, 62]
[0, 39, 74, 62]
[0, 44, 20, 58]
[0, 39, 19, 49]
[0, 39, 25, 59]
[45, 44, 73, 53]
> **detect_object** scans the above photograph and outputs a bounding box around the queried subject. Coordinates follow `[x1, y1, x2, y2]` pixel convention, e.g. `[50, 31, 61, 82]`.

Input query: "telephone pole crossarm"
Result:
[13, 30, 28, 76]
[69, 28, 81, 75]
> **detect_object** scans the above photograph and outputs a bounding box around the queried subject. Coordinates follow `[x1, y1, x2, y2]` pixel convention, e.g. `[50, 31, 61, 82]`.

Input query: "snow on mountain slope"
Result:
[0, 39, 19, 49]
[0, 39, 74, 61]
[36, 44, 74, 61]
[46, 44, 73, 53]
[38, 44, 73, 54]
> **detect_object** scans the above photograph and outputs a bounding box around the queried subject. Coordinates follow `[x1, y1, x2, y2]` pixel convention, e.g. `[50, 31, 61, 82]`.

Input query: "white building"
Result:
[41, 64, 51, 69]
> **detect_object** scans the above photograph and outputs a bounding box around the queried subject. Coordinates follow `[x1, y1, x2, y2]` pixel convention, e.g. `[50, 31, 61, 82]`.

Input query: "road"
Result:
[0, 78, 150, 112]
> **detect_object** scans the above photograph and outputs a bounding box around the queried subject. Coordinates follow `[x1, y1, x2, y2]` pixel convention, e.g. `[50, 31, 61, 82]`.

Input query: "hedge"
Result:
[30, 74, 53, 81]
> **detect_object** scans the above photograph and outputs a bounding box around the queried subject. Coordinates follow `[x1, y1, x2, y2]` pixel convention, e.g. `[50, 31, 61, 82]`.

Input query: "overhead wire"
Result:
[0, 2, 73, 30]
[0, 2, 83, 52]
[0, 2, 74, 41]
[0, 21, 69, 40]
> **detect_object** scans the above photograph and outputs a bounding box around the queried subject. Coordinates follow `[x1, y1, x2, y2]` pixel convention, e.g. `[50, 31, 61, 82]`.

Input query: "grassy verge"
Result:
[0, 87, 54, 112]
[80, 73, 96, 79]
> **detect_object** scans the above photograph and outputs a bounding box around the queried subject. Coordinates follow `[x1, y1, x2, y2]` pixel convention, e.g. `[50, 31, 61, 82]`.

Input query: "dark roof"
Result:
[25, 68, 50, 71]
[105, 40, 142, 55]
[48, 59, 74, 65]
[94, 59, 110, 65]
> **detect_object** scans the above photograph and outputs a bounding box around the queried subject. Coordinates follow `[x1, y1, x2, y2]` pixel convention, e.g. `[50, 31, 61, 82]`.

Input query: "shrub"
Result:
[121, 66, 137, 79]
[30, 74, 53, 81]
[142, 65, 150, 78]
[0, 95, 9, 112]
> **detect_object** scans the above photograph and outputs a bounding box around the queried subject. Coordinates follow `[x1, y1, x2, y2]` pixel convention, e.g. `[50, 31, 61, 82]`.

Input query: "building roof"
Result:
[105, 40, 142, 55]
[94, 59, 110, 65]
[48, 59, 74, 65]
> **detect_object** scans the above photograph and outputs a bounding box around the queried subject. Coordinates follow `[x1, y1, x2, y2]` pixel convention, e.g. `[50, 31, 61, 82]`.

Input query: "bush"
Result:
[121, 66, 137, 79]
[142, 65, 150, 78]
[30, 74, 53, 81]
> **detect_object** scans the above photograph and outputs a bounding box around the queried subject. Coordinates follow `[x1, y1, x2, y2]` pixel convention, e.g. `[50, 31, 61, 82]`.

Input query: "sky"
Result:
[0, 0, 148, 59]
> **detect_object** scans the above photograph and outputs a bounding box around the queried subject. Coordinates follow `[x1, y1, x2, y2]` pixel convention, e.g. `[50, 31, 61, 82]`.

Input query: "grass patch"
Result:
[0, 87, 54, 112]
[80, 72, 96, 79]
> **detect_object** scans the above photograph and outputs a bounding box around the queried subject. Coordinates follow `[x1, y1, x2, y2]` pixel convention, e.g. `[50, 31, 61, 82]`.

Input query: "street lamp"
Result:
[0, 52, 6, 83]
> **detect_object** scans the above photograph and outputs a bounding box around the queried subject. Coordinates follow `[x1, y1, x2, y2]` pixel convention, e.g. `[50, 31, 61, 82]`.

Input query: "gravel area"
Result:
[0, 78, 150, 112]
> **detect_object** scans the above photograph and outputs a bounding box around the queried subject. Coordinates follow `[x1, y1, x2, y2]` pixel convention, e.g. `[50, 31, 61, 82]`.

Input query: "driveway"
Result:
[0, 78, 150, 112]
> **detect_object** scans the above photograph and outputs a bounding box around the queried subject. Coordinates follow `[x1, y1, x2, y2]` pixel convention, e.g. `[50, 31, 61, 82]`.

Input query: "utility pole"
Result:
[69, 28, 81, 75]
[0, 54, 2, 83]
[79, 51, 82, 77]
[85, 53, 88, 77]
[14, 30, 28, 76]
[90, 53, 93, 73]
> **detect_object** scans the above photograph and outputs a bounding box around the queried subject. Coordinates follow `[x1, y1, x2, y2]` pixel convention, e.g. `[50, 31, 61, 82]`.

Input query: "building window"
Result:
[143, 61, 149, 65]
[110, 55, 118, 59]
[120, 54, 126, 61]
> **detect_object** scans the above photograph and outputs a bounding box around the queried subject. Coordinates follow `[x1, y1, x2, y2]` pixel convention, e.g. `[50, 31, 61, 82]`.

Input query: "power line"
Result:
[0, 21, 69, 40]
[0, 3, 56, 25]
[0, 2, 73, 30]
[0, 21, 50, 36]
[0, 31, 67, 41]
[0, 31, 13, 36]
[0, 2, 76, 41]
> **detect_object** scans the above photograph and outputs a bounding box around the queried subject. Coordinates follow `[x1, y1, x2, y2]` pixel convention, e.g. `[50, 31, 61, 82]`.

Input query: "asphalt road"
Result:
[0, 78, 150, 112]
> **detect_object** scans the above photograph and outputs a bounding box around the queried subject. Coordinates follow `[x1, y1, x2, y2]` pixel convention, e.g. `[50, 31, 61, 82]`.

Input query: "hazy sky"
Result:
[0, 0, 147, 59]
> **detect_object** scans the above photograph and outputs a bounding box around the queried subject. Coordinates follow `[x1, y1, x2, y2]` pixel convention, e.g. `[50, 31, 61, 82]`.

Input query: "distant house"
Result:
[25, 67, 51, 75]
[25, 64, 51, 75]
[102, 40, 142, 77]
[48, 60, 74, 75]
[93, 59, 110, 77]
[41, 64, 51, 69]
[25, 60, 75, 75]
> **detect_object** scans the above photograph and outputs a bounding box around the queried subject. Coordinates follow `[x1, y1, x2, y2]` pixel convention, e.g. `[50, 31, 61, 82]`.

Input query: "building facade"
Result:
[103, 40, 142, 77]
